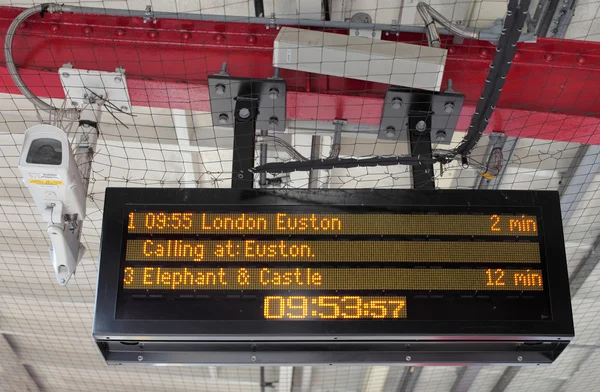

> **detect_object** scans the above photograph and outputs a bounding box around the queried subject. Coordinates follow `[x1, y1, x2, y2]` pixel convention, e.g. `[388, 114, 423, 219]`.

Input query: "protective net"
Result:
[1, 0, 600, 391]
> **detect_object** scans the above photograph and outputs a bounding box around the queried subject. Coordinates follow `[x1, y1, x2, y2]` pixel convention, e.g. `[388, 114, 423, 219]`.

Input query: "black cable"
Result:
[252, 155, 439, 174]
[454, 0, 529, 157]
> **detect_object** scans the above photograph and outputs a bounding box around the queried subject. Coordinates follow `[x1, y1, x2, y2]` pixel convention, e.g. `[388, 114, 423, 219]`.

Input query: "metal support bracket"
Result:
[231, 83, 260, 188]
[208, 75, 286, 132]
[408, 93, 436, 190]
[378, 87, 464, 144]
[59, 65, 131, 112]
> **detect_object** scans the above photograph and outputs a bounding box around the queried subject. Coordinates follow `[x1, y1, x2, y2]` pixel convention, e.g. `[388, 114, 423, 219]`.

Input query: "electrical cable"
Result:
[453, 0, 529, 157]
[417, 2, 480, 47]
[4, 4, 79, 120]
[251, 155, 438, 173]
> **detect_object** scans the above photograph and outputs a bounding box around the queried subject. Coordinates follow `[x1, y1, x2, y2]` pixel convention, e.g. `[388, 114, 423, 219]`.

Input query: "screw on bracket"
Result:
[385, 126, 397, 138]
[415, 120, 427, 133]
[215, 84, 226, 95]
[239, 108, 251, 119]
[391, 97, 402, 110]
[143, 5, 157, 24]
[218, 113, 229, 124]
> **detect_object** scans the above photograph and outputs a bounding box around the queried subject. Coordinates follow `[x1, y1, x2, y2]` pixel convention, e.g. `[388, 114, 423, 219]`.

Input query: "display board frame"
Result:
[93, 188, 574, 343]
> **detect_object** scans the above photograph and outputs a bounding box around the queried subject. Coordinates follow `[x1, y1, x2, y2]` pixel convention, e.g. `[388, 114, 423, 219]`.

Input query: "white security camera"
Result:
[19, 124, 87, 285]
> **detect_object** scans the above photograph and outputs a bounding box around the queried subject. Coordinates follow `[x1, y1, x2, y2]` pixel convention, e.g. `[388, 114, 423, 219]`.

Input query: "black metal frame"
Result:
[94, 189, 572, 347]
[408, 93, 435, 190]
[231, 84, 259, 189]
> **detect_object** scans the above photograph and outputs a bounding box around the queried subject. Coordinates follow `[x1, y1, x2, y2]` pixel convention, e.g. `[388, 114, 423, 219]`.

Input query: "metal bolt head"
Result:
[391, 97, 402, 110]
[435, 130, 447, 142]
[517, 356, 523, 362]
[269, 88, 279, 100]
[59, 278, 65, 284]
[120, 106, 129, 112]
[415, 120, 427, 132]
[71, 101, 78, 107]
[251, 355, 257, 362]
[385, 126, 396, 138]
[215, 84, 226, 95]
[137, 355, 144, 362]
[239, 108, 251, 119]
[62, 72, 70, 79]
[405, 356, 411, 362]
[444, 102, 455, 114]
[218, 113, 229, 124]
[114, 76, 122, 83]
[269, 116, 279, 127]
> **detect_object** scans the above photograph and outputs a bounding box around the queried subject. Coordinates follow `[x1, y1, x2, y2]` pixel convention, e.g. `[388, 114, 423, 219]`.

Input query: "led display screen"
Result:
[117, 206, 551, 321]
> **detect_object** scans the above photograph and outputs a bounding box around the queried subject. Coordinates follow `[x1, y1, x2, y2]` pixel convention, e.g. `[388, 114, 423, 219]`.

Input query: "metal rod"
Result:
[60, 4, 464, 35]
[308, 135, 322, 189]
[260, 367, 266, 392]
[259, 130, 268, 187]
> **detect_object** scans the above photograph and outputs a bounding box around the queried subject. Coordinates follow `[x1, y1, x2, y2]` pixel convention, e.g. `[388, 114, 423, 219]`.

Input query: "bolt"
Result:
[120, 106, 129, 112]
[444, 102, 455, 114]
[59, 278, 65, 284]
[448, 46, 456, 55]
[247, 35, 257, 44]
[116, 28, 126, 37]
[138, 355, 144, 362]
[577, 56, 586, 65]
[237, 173, 244, 179]
[517, 356, 523, 362]
[182, 32, 192, 40]
[385, 126, 396, 138]
[218, 113, 229, 124]
[62, 72, 70, 79]
[84, 26, 93, 35]
[148, 30, 158, 39]
[215, 84, 226, 95]
[269, 116, 279, 127]
[544, 53, 554, 62]
[215, 33, 225, 43]
[19, 21, 28, 29]
[415, 120, 427, 132]
[50, 24, 60, 33]
[391, 97, 402, 110]
[269, 88, 279, 100]
[436, 130, 447, 142]
[514, 51, 521, 60]
[251, 355, 257, 362]
[479, 48, 489, 57]
[406, 356, 411, 362]
[114, 76, 122, 83]
[239, 108, 251, 119]
[354, 30, 360, 36]
[71, 101, 78, 107]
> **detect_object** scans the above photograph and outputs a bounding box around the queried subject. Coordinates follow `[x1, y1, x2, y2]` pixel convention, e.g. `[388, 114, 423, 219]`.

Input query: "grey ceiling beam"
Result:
[0, 334, 41, 392]
[396, 366, 423, 392]
[450, 366, 483, 392]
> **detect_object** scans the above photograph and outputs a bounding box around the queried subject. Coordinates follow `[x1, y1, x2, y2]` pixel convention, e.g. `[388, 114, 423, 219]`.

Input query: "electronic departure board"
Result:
[94, 189, 574, 365]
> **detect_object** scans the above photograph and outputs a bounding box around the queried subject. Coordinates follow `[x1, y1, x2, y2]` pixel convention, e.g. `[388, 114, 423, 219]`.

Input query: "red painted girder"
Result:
[1, 7, 600, 144]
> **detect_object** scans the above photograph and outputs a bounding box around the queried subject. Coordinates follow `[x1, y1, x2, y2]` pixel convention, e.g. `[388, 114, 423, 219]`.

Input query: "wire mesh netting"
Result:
[1, 0, 600, 391]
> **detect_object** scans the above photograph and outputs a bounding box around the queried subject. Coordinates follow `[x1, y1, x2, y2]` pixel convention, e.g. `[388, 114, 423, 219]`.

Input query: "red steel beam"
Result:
[1, 7, 600, 144]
